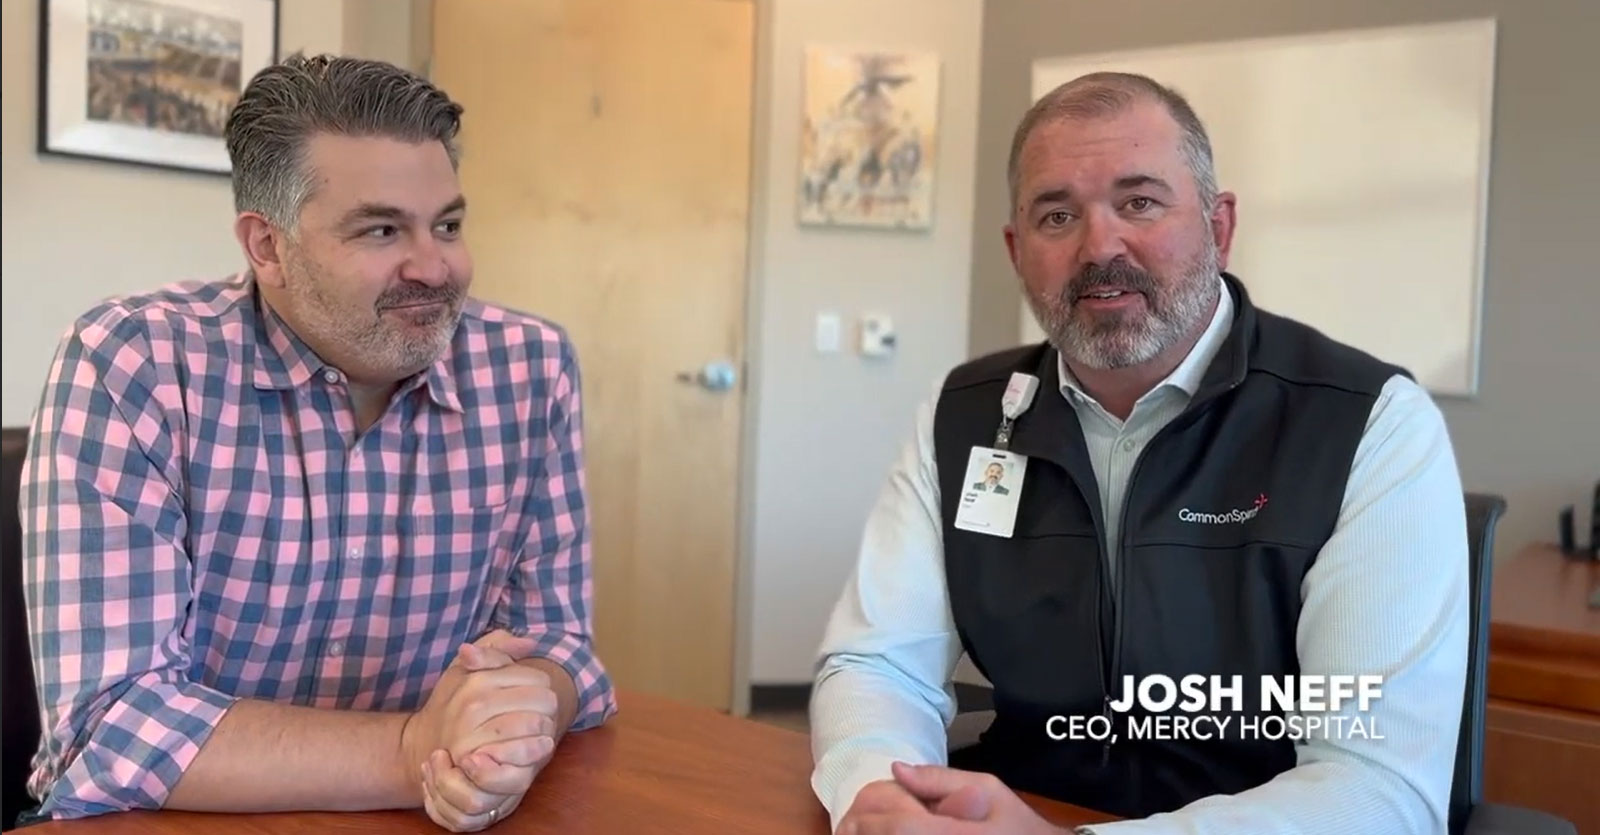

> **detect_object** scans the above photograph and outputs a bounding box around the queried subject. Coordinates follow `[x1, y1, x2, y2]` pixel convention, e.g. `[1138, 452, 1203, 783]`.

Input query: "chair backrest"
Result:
[1451, 491, 1505, 835]
[1, 427, 39, 831]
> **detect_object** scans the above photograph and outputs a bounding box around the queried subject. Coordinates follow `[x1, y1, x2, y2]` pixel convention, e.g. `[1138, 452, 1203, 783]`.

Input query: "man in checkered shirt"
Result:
[18, 54, 617, 832]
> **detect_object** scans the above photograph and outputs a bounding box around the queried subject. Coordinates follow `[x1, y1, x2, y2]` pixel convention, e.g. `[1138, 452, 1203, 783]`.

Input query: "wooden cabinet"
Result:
[1482, 544, 1600, 833]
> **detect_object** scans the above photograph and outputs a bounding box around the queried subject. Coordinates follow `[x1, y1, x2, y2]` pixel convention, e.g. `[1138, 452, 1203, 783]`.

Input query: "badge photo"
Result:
[955, 447, 1027, 538]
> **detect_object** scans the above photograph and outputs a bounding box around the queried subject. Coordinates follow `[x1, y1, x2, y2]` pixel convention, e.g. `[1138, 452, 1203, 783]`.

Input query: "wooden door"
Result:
[431, 0, 753, 711]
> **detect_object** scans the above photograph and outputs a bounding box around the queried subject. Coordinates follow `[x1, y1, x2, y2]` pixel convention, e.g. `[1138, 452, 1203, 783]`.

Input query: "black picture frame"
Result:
[37, 0, 281, 176]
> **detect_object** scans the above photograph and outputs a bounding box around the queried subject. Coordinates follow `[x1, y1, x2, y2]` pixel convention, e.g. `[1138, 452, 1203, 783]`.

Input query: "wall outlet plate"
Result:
[814, 311, 842, 354]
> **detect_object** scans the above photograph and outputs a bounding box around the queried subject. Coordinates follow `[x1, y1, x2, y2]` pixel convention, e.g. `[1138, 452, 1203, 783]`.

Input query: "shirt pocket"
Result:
[397, 487, 516, 574]
[405, 492, 517, 635]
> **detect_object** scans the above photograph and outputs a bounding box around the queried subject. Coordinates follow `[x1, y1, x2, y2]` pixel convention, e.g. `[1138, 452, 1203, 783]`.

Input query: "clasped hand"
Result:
[838, 761, 1065, 835]
[402, 630, 560, 832]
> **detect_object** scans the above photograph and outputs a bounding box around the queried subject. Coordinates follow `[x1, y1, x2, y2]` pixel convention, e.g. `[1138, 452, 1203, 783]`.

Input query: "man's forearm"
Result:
[811, 657, 956, 831]
[165, 699, 416, 812]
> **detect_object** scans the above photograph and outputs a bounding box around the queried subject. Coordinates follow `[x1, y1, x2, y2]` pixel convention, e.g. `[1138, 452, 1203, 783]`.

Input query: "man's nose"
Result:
[1078, 207, 1131, 267]
[401, 237, 451, 287]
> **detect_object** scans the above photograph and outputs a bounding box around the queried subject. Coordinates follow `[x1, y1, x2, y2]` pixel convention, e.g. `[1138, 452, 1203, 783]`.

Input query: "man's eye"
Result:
[437, 220, 463, 236]
[364, 225, 399, 239]
[1126, 197, 1155, 213]
[1044, 210, 1073, 227]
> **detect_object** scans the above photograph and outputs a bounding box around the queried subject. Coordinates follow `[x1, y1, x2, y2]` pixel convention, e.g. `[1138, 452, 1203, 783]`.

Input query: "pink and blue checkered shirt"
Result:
[19, 274, 617, 820]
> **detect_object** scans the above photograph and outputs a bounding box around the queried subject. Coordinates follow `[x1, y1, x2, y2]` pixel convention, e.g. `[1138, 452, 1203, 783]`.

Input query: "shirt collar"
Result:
[420, 355, 464, 413]
[248, 277, 466, 413]
[249, 281, 326, 392]
[1057, 272, 1234, 406]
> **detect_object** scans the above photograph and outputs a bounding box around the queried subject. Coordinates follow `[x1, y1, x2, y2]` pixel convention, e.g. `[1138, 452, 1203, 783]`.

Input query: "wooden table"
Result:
[25, 689, 1115, 834]
[1483, 543, 1600, 834]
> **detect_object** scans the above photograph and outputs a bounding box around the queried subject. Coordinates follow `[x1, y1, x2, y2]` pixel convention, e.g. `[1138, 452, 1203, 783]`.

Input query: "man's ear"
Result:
[1209, 191, 1238, 271]
[1003, 221, 1022, 274]
[235, 212, 289, 288]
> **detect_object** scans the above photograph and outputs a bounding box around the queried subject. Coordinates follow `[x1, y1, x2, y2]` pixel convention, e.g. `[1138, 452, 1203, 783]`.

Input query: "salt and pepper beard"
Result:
[281, 247, 464, 379]
[1026, 233, 1221, 370]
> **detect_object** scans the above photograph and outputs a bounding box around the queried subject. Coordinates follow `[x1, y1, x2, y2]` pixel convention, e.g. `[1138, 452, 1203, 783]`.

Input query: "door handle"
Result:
[676, 360, 739, 392]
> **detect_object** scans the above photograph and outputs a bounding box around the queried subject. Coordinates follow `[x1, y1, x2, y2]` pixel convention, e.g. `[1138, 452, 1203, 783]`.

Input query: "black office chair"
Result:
[2, 427, 41, 830]
[948, 491, 1575, 834]
[1454, 493, 1572, 834]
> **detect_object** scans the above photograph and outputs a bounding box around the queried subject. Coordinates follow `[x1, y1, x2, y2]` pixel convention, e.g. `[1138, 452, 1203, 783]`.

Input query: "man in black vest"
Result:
[809, 72, 1470, 835]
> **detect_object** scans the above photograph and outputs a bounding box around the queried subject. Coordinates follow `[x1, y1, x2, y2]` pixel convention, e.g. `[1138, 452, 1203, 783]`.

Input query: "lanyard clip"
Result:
[993, 372, 1039, 450]
[995, 417, 1015, 450]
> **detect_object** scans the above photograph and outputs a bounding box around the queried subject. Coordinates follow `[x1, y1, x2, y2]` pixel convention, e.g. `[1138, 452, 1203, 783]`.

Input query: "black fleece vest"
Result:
[934, 275, 1406, 818]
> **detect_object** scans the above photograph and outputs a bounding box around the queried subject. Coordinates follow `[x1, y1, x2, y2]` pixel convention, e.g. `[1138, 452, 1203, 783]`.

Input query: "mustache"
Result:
[376, 283, 461, 310]
[1065, 260, 1160, 301]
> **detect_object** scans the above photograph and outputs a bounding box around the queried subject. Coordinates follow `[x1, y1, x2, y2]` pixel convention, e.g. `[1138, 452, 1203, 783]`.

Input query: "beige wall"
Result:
[743, 0, 985, 682]
[0, 0, 418, 426]
[343, 0, 427, 73]
[968, 1, 1600, 557]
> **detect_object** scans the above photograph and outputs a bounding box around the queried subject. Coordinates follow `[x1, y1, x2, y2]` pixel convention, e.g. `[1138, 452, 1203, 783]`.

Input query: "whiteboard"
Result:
[1022, 19, 1497, 397]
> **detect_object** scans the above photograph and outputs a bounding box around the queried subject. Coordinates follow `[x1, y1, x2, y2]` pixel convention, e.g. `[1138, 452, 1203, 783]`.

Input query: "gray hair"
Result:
[1006, 71, 1218, 212]
[224, 53, 464, 228]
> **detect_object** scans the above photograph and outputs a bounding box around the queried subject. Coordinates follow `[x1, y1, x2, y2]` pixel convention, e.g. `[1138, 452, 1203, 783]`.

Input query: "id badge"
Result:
[954, 447, 1027, 538]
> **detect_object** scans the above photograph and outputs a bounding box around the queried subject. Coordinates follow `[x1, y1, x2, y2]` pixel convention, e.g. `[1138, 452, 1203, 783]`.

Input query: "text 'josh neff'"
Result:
[1045, 675, 1386, 744]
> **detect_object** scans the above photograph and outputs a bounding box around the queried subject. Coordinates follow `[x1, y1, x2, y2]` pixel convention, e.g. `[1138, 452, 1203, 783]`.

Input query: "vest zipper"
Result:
[1110, 426, 1179, 762]
[1105, 379, 1242, 767]
[1093, 547, 1111, 767]
[1100, 694, 1113, 766]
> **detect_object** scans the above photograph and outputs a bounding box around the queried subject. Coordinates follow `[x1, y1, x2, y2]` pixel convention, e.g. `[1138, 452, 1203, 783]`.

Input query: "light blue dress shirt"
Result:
[809, 281, 1470, 835]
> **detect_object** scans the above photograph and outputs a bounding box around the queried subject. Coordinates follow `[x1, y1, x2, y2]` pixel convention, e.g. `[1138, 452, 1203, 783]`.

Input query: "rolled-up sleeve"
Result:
[492, 332, 616, 730]
[22, 312, 237, 820]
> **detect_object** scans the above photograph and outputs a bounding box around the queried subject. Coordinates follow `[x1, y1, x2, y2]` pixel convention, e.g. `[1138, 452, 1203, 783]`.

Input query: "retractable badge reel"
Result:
[955, 372, 1039, 538]
[994, 372, 1039, 450]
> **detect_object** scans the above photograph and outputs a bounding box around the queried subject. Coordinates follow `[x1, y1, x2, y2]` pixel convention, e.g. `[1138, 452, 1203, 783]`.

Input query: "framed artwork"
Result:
[38, 0, 280, 174]
[799, 45, 940, 230]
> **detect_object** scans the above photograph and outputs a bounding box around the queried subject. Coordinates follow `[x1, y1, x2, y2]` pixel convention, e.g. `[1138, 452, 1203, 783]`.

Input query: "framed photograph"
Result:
[38, 0, 280, 174]
[799, 45, 941, 230]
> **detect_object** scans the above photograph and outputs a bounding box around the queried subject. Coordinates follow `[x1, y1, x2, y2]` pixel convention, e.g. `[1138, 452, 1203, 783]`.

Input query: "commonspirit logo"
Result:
[1177, 493, 1269, 525]
[1045, 674, 1385, 745]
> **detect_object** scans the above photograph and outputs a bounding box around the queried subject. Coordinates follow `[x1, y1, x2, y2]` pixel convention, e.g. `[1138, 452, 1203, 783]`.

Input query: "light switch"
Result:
[860, 314, 896, 358]
[814, 311, 842, 353]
